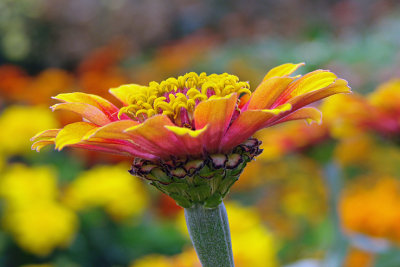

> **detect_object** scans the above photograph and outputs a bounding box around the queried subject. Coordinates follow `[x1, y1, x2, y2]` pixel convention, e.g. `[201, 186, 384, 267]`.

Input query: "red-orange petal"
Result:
[82, 120, 159, 157]
[55, 121, 98, 150]
[53, 92, 120, 120]
[220, 103, 292, 152]
[164, 125, 208, 156]
[124, 115, 182, 158]
[262, 62, 305, 81]
[246, 77, 294, 110]
[74, 139, 158, 160]
[51, 103, 112, 126]
[194, 93, 237, 152]
[32, 139, 56, 152]
[269, 107, 322, 126]
[287, 78, 351, 110]
[83, 120, 139, 141]
[273, 70, 337, 107]
[31, 129, 60, 142]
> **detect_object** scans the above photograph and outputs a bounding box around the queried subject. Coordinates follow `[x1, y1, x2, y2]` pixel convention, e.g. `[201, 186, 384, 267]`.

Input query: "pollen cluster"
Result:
[116, 72, 251, 127]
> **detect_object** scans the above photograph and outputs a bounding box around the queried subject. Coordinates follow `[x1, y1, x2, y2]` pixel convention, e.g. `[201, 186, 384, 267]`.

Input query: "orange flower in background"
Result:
[368, 79, 400, 135]
[255, 121, 328, 161]
[0, 66, 75, 106]
[26, 69, 75, 105]
[343, 247, 375, 267]
[340, 176, 400, 242]
[32, 63, 350, 161]
[0, 65, 31, 104]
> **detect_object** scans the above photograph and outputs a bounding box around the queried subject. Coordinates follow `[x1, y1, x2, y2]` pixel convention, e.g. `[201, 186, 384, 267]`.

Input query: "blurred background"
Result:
[1, 0, 400, 266]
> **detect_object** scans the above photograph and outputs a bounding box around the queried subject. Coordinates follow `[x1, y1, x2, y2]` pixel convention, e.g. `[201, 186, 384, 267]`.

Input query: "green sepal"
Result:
[130, 138, 262, 208]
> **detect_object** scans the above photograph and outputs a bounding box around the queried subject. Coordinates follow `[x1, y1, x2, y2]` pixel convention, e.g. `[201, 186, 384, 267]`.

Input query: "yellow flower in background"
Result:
[0, 105, 58, 156]
[320, 93, 371, 138]
[368, 79, 400, 114]
[0, 164, 58, 209]
[0, 153, 5, 172]
[3, 202, 78, 257]
[225, 202, 277, 267]
[0, 164, 78, 256]
[334, 134, 375, 167]
[63, 164, 149, 221]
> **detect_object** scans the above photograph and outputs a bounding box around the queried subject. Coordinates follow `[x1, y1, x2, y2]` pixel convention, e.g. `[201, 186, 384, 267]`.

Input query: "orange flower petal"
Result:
[74, 139, 158, 160]
[274, 70, 338, 106]
[262, 62, 305, 81]
[290, 71, 337, 96]
[194, 93, 237, 152]
[246, 77, 294, 110]
[221, 103, 292, 151]
[51, 103, 112, 126]
[55, 122, 98, 150]
[83, 120, 139, 141]
[288, 78, 351, 110]
[270, 107, 322, 126]
[32, 139, 55, 152]
[124, 115, 182, 158]
[164, 125, 208, 156]
[81, 120, 159, 158]
[31, 129, 60, 142]
[53, 92, 120, 120]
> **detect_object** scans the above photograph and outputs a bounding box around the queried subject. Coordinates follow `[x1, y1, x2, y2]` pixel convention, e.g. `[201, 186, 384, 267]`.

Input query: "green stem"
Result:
[184, 202, 234, 267]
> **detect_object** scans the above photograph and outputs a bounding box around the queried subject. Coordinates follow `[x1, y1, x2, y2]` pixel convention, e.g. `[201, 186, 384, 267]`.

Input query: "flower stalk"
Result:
[184, 202, 234, 267]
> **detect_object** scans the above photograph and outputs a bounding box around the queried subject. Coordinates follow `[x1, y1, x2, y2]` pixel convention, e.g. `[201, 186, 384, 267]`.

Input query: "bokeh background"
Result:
[1, 0, 400, 266]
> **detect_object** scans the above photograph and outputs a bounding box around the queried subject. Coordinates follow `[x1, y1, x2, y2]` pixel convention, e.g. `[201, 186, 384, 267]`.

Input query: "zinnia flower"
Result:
[32, 63, 350, 208]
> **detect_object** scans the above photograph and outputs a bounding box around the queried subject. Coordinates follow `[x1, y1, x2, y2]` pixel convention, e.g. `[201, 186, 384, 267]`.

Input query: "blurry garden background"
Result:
[1, 0, 400, 266]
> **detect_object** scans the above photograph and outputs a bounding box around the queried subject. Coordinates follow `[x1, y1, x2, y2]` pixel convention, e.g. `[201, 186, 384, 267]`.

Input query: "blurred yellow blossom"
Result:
[0, 164, 77, 256]
[368, 79, 400, 114]
[251, 156, 327, 239]
[320, 93, 371, 138]
[3, 202, 78, 256]
[63, 164, 149, 221]
[0, 164, 58, 209]
[334, 135, 400, 177]
[225, 202, 277, 267]
[0, 153, 5, 172]
[0, 105, 59, 156]
[334, 134, 375, 167]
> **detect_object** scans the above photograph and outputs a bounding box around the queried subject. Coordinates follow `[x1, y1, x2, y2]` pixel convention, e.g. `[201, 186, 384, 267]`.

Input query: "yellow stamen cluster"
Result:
[118, 72, 251, 125]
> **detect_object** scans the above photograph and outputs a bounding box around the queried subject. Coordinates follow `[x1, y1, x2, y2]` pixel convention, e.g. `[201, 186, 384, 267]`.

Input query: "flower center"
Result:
[118, 72, 251, 127]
